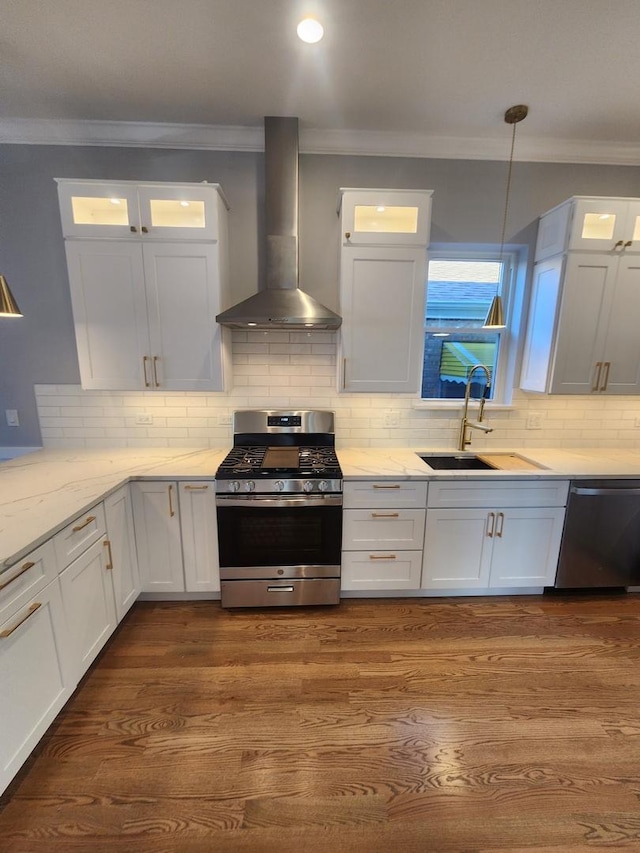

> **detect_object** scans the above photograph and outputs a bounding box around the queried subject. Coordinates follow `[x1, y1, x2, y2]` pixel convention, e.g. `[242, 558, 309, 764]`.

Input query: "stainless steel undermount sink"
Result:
[418, 454, 496, 471]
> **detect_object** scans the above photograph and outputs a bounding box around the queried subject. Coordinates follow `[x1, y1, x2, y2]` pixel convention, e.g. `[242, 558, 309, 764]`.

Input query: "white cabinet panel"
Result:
[344, 480, 428, 509]
[0, 540, 58, 625]
[488, 508, 565, 587]
[339, 189, 432, 246]
[104, 486, 140, 622]
[427, 480, 569, 509]
[342, 551, 423, 590]
[52, 502, 107, 568]
[179, 482, 220, 592]
[143, 242, 228, 391]
[342, 509, 425, 550]
[422, 509, 493, 589]
[0, 578, 73, 796]
[340, 247, 427, 392]
[59, 538, 117, 682]
[131, 482, 184, 593]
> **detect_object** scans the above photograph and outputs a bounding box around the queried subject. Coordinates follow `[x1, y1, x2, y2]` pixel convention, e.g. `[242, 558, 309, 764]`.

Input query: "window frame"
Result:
[420, 246, 523, 406]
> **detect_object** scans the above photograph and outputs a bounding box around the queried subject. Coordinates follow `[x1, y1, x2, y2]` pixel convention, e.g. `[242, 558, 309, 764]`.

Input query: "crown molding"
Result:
[1, 117, 640, 165]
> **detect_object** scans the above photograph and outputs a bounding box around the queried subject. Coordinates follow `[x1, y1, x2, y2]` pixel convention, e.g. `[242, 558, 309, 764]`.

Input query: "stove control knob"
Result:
[244, 480, 255, 492]
[274, 480, 285, 492]
[318, 480, 329, 492]
[229, 481, 240, 492]
[303, 480, 314, 493]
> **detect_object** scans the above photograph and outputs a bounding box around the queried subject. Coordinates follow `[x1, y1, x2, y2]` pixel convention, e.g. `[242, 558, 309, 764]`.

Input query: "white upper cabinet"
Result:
[338, 189, 432, 394]
[535, 196, 640, 260]
[522, 196, 640, 395]
[339, 189, 432, 246]
[58, 180, 232, 392]
[57, 180, 227, 241]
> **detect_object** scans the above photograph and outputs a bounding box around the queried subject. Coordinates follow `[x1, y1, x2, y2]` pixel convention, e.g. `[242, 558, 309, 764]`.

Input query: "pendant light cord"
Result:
[499, 120, 517, 261]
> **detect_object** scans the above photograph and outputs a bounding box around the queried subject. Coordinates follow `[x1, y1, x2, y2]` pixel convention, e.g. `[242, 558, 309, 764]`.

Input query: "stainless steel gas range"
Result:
[215, 410, 343, 608]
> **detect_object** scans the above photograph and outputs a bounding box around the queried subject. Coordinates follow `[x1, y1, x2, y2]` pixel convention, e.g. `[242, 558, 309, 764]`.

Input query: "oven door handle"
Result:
[216, 495, 343, 508]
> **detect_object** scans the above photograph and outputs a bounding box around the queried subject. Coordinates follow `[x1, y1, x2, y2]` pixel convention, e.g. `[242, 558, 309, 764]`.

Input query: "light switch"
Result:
[5, 409, 19, 427]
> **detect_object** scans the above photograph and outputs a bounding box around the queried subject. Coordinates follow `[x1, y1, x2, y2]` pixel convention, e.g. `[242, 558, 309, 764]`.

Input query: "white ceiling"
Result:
[2, 0, 640, 163]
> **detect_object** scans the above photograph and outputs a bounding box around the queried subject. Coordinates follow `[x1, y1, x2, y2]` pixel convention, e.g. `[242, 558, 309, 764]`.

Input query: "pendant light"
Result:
[0, 274, 22, 317]
[483, 104, 528, 329]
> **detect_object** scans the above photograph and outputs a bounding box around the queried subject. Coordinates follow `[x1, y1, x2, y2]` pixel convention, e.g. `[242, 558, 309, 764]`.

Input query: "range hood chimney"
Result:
[216, 116, 342, 330]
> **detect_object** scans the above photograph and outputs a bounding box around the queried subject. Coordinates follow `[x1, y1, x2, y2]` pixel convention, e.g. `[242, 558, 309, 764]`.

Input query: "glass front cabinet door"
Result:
[56, 180, 226, 241]
[568, 198, 640, 254]
[339, 189, 433, 246]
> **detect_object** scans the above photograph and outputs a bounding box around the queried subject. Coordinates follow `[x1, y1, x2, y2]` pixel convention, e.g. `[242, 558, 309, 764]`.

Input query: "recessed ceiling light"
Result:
[297, 17, 324, 43]
[109, 198, 121, 205]
[180, 201, 190, 207]
[247, 322, 257, 327]
[376, 206, 386, 213]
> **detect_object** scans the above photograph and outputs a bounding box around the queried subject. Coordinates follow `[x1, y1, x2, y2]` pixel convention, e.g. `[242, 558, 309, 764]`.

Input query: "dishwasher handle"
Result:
[571, 486, 640, 497]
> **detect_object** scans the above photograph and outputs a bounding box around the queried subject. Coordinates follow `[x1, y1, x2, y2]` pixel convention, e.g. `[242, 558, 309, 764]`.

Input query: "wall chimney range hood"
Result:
[216, 117, 341, 330]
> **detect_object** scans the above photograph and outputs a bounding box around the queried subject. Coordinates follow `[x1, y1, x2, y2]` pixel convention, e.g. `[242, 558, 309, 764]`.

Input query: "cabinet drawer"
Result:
[0, 540, 58, 625]
[341, 551, 423, 590]
[427, 479, 569, 509]
[343, 480, 428, 509]
[53, 504, 106, 569]
[342, 509, 425, 550]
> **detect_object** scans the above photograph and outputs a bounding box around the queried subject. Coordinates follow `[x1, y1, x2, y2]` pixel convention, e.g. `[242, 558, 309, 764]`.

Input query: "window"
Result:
[422, 253, 515, 402]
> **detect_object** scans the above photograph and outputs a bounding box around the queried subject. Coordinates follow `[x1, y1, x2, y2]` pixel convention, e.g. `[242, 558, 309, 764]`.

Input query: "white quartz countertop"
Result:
[2, 444, 640, 573]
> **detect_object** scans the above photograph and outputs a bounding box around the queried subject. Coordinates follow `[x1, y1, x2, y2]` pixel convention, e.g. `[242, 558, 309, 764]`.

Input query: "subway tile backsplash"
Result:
[35, 331, 640, 449]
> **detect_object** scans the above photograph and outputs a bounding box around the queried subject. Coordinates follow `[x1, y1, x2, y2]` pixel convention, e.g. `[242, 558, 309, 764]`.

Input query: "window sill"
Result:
[412, 400, 516, 412]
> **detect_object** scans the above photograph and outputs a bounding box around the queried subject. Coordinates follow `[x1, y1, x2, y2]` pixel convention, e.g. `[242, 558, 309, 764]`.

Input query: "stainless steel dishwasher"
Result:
[554, 480, 640, 589]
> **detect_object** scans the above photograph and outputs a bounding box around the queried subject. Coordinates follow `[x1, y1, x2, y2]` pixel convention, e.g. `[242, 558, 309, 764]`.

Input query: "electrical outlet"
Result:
[384, 411, 400, 427]
[526, 412, 543, 430]
[5, 409, 19, 427]
[218, 414, 232, 426]
[634, 417, 640, 428]
[135, 413, 153, 425]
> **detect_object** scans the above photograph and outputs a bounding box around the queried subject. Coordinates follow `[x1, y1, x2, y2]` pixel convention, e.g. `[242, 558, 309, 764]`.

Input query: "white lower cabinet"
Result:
[342, 480, 427, 591]
[0, 576, 74, 794]
[422, 480, 569, 590]
[59, 537, 118, 681]
[131, 481, 185, 592]
[179, 482, 220, 592]
[104, 485, 140, 620]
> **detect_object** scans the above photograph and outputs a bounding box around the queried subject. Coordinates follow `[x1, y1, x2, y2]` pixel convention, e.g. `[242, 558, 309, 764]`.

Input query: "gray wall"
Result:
[1, 142, 639, 446]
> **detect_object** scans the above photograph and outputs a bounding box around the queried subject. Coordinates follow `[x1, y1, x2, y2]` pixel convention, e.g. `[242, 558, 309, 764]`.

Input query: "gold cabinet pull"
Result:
[614, 240, 624, 249]
[342, 357, 347, 389]
[592, 362, 602, 392]
[372, 484, 401, 489]
[487, 511, 495, 538]
[0, 561, 35, 591]
[143, 356, 151, 387]
[184, 485, 209, 490]
[0, 602, 41, 638]
[496, 511, 505, 538]
[369, 554, 396, 560]
[103, 539, 114, 570]
[141, 226, 149, 233]
[152, 356, 160, 387]
[345, 231, 351, 241]
[72, 515, 96, 533]
[371, 512, 400, 518]
[625, 240, 633, 248]
[600, 361, 610, 392]
[130, 225, 138, 233]
[168, 484, 175, 517]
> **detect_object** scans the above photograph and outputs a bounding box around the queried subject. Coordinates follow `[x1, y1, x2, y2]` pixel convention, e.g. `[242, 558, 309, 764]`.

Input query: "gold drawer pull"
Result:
[72, 515, 96, 533]
[168, 484, 175, 517]
[0, 602, 42, 638]
[184, 485, 209, 490]
[0, 561, 35, 591]
[104, 539, 114, 570]
[372, 484, 401, 489]
[369, 554, 397, 560]
[371, 512, 400, 518]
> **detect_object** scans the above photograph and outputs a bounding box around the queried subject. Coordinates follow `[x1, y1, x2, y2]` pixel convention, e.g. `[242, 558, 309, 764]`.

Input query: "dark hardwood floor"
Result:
[3, 594, 640, 852]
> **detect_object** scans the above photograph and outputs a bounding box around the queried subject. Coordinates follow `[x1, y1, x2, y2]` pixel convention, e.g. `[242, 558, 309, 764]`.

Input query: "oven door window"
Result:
[217, 504, 342, 568]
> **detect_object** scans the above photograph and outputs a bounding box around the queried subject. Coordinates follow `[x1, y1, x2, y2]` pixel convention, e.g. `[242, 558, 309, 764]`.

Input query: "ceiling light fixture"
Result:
[0, 274, 22, 317]
[483, 104, 528, 330]
[297, 17, 324, 43]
